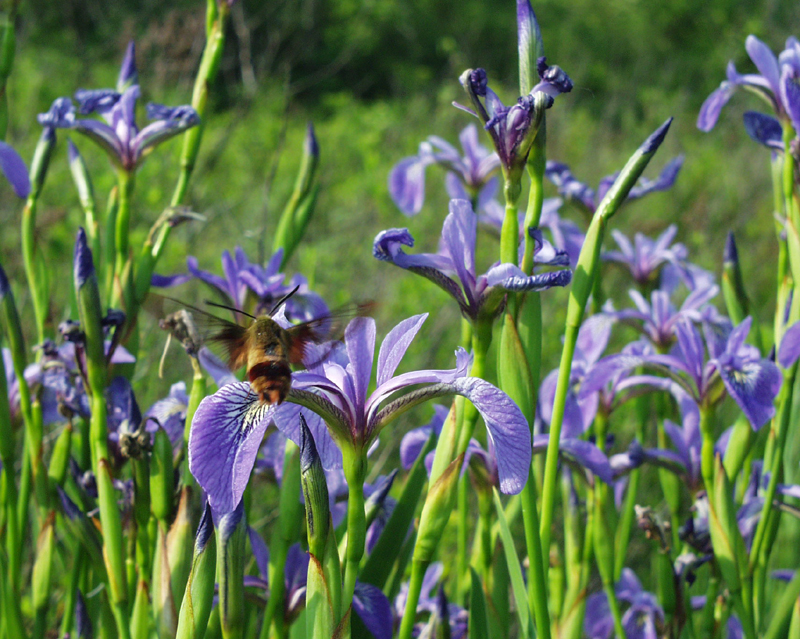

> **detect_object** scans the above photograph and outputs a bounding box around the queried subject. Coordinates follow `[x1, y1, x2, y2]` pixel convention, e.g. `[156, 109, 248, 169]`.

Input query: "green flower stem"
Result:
[78, 255, 130, 639]
[143, 0, 230, 284]
[783, 124, 799, 233]
[183, 358, 207, 487]
[614, 391, 647, 579]
[342, 446, 367, 620]
[541, 120, 671, 566]
[0, 0, 19, 140]
[593, 413, 627, 639]
[103, 186, 119, 305]
[113, 169, 135, 310]
[500, 192, 520, 266]
[21, 198, 47, 343]
[0, 335, 19, 587]
[397, 558, 427, 639]
[260, 440, 302, 639]
[456, 471, 469, 601]
[520, 126, 546, 276]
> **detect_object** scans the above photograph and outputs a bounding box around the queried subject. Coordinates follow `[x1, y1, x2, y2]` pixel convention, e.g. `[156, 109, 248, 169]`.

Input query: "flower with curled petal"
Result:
[189, 313, 531, 514]
[37, 42, 199, 171]
[373, 199, 571, 322]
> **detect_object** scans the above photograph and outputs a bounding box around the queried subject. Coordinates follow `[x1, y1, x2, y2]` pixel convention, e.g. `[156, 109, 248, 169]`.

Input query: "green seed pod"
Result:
[150, 427, 175, 523]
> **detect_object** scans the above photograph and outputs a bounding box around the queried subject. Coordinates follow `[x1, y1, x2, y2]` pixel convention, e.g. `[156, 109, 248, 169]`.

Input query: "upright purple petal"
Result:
[745, 35, 780, 96]
[376, 313, 428, 386]
[188, 382, 276, 514]
[346, 317, 376, 417]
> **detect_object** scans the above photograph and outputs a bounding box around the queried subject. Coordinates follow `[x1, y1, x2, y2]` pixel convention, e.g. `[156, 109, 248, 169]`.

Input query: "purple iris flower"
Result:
[373, 199, 572, 321]
[37, 42, 199, 172]
[545, 156, 684, 216]
[393, 562, 468, 639]
[584, 317, 782, 431]
[455, 64, 571, 176]
[388, 124, 501, 216]
[189, 313, 531, 514]
[603, 225, 689, 288]
[604, 284, 720, 351]
[743, 110, 784, 150]
[154, 246, 327, 322]
[662, 387, 703, 490]
[585, 568, 665, 639]
[698, 35, 800, 136]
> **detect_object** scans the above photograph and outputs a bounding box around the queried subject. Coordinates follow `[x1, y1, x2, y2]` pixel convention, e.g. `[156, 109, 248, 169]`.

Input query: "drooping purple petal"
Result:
[743, 111, 783, 149]
[450, 377, 530, 493]
[388, 155, 432, 216]
[248, 526, 270, 581]
[188, 382, 276, 515]
[272, 402, 343, 470]
[151, 272, 193, 288]
[533, 434, 613, 484]
[697, 82, 737, 132]
[717, 359, 782, 430]
[353, 582, 393, 639]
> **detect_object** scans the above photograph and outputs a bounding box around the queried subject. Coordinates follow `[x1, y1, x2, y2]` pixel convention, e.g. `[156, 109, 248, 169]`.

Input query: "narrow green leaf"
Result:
[493, 488, 535, 639]
[469, 567, 490, 639]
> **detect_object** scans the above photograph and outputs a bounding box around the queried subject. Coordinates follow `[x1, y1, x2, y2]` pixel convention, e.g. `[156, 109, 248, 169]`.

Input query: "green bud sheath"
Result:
[150, 427, 175, 523]
[47, 421, 73, 485]
[415, 454, 463, 563]
[176, 504, 216, 639]
[216, 503, 246, 639]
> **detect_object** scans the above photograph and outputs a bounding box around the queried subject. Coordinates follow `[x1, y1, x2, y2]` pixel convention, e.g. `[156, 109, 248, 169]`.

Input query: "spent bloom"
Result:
[455, 64, 571, 185]
[388, 124, 500, 216]
[37, 41, 199, 171]
[189, 313, 531, 514]
[373, 199, 572, 322]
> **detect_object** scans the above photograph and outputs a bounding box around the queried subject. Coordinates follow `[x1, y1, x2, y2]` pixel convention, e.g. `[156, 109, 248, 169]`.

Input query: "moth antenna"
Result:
[204, 300, 257, 320]
[159, 333, 172, 379]
[268, 286, 301, 316]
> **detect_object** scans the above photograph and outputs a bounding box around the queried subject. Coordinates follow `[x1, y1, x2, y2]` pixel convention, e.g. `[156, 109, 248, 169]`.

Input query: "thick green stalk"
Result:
[342, 447, 367, 618]
[397, 559, 428, 639]
[0, 0, 19, 140]
[113, 169, 135, 311]
[500, 197, 520, 267]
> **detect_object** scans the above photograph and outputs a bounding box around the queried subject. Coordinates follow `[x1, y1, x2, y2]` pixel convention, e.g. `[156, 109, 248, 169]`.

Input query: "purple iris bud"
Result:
[0, 141, 30, 198]
[75, 590, 92, 638]
[0, 263, 9, 299]
[743, 111, 784, 149]
[73, 228, 95, 288]
[724, 231, 739, 265]
[305, 121, 319, 158]
[641, 117, 673, 154]
[468, 68, 488, 96]
[117, 41, 138, 92]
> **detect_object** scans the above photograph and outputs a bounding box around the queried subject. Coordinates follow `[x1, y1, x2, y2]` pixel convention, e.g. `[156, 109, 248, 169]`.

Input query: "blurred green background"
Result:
[2, 0, 799, 449]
